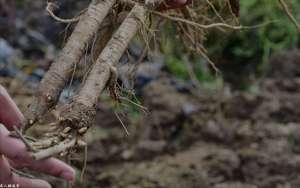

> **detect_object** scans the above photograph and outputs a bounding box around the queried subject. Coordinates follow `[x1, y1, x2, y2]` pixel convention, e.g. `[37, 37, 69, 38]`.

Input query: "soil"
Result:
[2, 49, 300, 188]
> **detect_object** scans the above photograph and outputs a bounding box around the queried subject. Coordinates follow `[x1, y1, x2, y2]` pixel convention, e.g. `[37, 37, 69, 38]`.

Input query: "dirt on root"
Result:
[2, 49, 300, 188]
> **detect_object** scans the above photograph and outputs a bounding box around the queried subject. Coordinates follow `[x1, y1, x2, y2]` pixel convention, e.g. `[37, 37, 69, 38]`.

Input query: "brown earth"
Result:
[2, 49, 300, 188]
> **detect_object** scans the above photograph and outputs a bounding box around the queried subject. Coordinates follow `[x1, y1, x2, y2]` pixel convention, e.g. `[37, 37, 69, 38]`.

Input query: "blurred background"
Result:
[1, 0, 300, 187]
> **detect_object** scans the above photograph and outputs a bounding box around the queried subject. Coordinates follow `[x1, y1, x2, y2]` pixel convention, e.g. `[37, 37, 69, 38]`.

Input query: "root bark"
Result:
[30, 4, 146, 160]
[24, 0, 116, 129]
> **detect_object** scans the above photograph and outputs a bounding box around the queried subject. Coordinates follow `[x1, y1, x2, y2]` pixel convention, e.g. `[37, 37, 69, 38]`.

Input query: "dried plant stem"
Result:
[114, 111, 130, 136]
[11, 167, 35, 179]
[151, 11, 273, 30]
[46, 2, 81, 23]
[278, 0, 300, 32]
[80, 145, 88, 182]
[205, 0, 226, 23]
[12, 126, 37, 152]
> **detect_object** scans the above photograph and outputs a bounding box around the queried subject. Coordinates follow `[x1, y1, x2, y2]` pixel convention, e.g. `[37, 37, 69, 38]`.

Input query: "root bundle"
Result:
[16, 0, 243, 163]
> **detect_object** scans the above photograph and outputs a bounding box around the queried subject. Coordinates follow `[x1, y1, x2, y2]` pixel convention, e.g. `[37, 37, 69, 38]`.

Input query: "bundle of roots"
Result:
[7, 0, 241, 161]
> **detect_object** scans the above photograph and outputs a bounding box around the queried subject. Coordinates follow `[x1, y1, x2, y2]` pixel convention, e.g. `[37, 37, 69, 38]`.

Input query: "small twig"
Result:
[205, 0, 226, 23]
[119, 96, 149, 113]
[11, 167, 35, 179]
[278, 0, 300, 32]
[175, 20, 220, 75]
[80, 144, 88, 182]
[151, 10, 276, 30]
[9, 133, 37, 142]
[12, 126, 37, 152]
[46, 2, 81, 23]
[65, 155, 72, 188]
[183, 56, 202, 90]
[226, 0, 240, 19]
[193, 46, 220, 76]
[114, 111, 130, 136]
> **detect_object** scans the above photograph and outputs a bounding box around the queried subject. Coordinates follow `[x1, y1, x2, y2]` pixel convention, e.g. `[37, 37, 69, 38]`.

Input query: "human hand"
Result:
[0, 85, 75, 188]
[159, 0, 192, 10]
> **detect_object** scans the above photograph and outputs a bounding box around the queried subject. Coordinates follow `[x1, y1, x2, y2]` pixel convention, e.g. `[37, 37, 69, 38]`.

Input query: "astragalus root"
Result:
[30, 4, 146, 160]
[24, 0, 116, 130]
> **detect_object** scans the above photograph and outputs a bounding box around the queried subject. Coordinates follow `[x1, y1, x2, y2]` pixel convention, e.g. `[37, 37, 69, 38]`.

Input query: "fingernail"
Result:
[61, 171, 75, 181]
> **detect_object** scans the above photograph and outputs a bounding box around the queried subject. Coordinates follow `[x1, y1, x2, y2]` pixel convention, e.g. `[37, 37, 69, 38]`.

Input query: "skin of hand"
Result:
[159, 0, 193, 10]
[0, 85, 75, 188]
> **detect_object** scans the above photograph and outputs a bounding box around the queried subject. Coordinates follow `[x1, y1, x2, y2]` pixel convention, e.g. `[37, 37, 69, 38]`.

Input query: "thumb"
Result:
[0, 85, 24, 130]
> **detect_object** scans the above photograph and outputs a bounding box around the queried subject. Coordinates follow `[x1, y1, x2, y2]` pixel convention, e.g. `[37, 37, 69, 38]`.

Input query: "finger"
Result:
[0, 124, 32, 165]
[9, 155, 75, 181]
[0, 125, 75, 181]
[0, 85, 24, 130]
[1, 156, 51, 188]
[0, 155, 13, 183]
[29, 158, 75, 181]
[12, 175, 52, 188]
